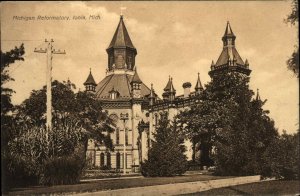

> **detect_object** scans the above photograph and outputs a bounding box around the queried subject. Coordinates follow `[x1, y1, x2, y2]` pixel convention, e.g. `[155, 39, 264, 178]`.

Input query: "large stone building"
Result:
[85, 16, 251, 172]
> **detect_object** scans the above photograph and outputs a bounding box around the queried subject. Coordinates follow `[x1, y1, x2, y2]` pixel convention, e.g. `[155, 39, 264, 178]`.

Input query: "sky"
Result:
[1, 1, 299, 134]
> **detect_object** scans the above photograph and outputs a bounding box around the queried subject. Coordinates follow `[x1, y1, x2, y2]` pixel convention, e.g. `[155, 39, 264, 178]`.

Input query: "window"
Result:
[100, 153, 105, 167]
[107, 153, 111, 168]
[125, 129, 128, 145]
[116, 152, 121, 169]
[116, 129, 120, 144]
[109, 91, 119, 100]
[155, 113, 158, 126]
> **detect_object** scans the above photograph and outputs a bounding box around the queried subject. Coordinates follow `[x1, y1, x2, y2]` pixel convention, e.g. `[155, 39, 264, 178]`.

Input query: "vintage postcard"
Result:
[1, 1, 299, 195]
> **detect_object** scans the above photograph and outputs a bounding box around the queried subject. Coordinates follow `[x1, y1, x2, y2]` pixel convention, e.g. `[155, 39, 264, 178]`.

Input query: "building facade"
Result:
[85, 16, 251, 172]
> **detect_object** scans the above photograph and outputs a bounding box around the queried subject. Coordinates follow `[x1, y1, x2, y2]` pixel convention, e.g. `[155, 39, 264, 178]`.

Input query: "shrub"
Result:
[40, 155, 83, 185]
[141, 112, 187, 177]
[100, 165, 111, 170]
[2, 153, 39, 191]
[261, 132, 299, 180]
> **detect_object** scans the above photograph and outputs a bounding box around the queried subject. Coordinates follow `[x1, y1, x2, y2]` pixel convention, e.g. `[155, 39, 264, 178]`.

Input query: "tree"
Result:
[5, 80, 115, 186]
[178, 71, 279, 176]
[1, 44, 25, 191]
[1, 44, 25, 148]
[177, 96, 217, 166]
[285, 0, 299, 77]
[262, 131, 299, 179]
[141, 112, 187, 177]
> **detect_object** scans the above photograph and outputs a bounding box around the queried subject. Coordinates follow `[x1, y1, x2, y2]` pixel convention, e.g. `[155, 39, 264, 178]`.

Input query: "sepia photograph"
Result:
[1, 1, 299, 195]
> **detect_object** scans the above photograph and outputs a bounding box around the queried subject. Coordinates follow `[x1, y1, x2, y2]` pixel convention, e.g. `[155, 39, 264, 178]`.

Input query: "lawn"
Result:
[183, 180, 300, 195]
[6, 173, 228, 195]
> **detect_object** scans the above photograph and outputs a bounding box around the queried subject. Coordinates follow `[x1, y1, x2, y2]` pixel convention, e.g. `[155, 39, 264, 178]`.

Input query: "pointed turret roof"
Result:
[223, 21, 235, 38]
[107, 15, 135, 49]
[131, 67, 142, 84]
[215, 22, 245, 67]
[256, 88, 261, 101]
[84, 69, 96, 86]
[195, 73, 204, 91]
[149, 83, 156, 99]
[164, 76, 176, 92]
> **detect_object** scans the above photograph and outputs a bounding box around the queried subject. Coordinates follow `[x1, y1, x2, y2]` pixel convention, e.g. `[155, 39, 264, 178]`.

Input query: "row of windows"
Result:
[115, 129, 129, 145]
[100, 152, 127, 169]
[86, 85, 95, 91]
[100, 153, 111, 167]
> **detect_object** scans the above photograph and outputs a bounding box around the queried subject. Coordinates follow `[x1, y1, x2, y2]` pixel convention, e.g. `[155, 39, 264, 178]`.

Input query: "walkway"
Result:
[77, 175, 261, 196]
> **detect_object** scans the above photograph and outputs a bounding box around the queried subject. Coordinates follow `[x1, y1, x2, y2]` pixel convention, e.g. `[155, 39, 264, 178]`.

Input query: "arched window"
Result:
[116, 152, 121, 169]
[116, 129, 120, 144]
[125, 129, 128, 145]
[100, 153, 105, 167]
[107, 153, 111, 168]
[155, 113, 158, 126]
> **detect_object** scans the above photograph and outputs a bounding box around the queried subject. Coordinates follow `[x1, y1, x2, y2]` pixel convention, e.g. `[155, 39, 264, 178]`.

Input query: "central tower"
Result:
[209, 22, 251, 77]
[106, 15, 137, 71]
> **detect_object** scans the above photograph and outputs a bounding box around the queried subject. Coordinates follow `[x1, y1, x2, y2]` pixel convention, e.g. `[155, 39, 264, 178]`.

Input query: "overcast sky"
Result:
[1, 1, 298, 134]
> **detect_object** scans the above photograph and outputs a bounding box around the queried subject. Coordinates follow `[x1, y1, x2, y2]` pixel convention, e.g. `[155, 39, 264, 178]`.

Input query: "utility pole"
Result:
[120, 113, 129, 175]
[34, 39, 66, 142]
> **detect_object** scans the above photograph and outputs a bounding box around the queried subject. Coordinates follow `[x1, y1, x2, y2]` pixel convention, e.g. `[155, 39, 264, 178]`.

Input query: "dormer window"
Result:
[111, 92, 117, 99]
[109, 87, 119, 100]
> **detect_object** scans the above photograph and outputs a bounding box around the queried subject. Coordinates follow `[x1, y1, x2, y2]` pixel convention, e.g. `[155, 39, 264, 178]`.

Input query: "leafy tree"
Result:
[178, 72, 279, 176]
[141, 112, 187, 177]
[1, 44, 25, 191]
[285, 0, 299, 77]
[17, 80, 114, 155]
[1, 44, 25, 148]
[262, 131, 299, 179]
[1, 44, 25, 115]
[177, 96, 217, 166]
[5, 80, 115, 187]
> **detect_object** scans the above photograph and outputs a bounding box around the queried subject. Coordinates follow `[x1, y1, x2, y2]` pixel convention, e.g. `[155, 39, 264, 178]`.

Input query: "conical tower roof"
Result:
[216, 22, 243, 67]
[131, 67, 142, 84]
[107, 16, 135, 50]
[84, 69, 96, 86]
[256, 88, 261, 101]
[149, 83, 155, 98]
[223, 21, 235, 38]
[195, 73, 204, 91]
[164, 76, 176, 92]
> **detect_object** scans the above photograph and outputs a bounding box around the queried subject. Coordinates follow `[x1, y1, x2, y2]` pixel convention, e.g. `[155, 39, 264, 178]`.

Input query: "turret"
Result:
[163, 76, 176, 102]
[209, 21, 251, 77]
[149, 84, 156, 106]
[131, 67, 142, 98]
[84, 68, 97, 93]
[256, 88, 261, 101]
[106, 15, 137, 71]
[195, 73, 204, 95]
[222, 21, 236, 47]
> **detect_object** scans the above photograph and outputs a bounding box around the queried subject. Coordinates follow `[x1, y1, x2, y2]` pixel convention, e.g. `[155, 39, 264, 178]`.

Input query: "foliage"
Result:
[141, 112, 187, 177]
[262, 131, 299, 179]
[4, 80, 115, 188]
[285, 0, 299, 77]
[1, 44, 26, 192]
[40, 155, 83, 185]
[1, 44, 25, 115]
[285, 0, 299, 25]
[287, 47, 299, 78]
[178, 71, 279, 176]
[1, 44, 25, 149]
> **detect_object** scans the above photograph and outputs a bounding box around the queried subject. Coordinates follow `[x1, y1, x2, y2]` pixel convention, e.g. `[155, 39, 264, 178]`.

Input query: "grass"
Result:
[183, 180, 300, 195]
[6, 174, 228, 195]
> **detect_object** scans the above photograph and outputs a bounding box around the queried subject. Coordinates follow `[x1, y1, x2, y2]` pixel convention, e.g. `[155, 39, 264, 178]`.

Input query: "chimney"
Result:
[182, 82, 191, 98]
